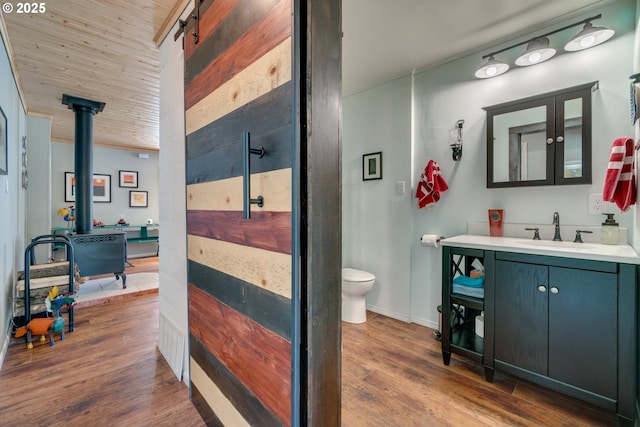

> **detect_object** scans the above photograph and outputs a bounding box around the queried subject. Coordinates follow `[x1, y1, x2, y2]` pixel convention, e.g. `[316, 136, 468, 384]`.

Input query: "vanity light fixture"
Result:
[475, 14, 614, 79]
[564, 21, 615, 51]
[474, 55, 510, 79]
[514, 37, 556, 66]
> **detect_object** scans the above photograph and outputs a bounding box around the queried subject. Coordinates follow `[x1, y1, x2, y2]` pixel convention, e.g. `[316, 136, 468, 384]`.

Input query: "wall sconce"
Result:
[475, 14, 614, 79]
[450, 120, 464, 161]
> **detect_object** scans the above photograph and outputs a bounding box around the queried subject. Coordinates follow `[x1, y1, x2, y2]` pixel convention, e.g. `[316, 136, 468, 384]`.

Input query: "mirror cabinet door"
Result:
[489, 99, 554, 186]
[486, 82, 594, 188]
[554, 89, 591, 185]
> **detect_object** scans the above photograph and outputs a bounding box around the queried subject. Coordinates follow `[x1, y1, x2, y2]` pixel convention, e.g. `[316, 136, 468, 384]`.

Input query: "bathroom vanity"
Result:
[441, 235, 639, 426]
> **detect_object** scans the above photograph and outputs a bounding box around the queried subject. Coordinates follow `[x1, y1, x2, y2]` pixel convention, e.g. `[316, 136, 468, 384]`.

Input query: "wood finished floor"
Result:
[342, 311, 619, 427]
[1, 257, 621, 426]
[0, 294, 205, 427]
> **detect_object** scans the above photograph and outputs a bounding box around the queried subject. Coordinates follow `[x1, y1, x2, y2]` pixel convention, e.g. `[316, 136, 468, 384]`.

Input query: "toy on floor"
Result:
[14, 317, 64, 349]
[14, 286, 75, 349]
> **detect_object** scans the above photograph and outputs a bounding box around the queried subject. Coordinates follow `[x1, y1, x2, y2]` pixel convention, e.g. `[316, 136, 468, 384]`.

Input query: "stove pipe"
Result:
[62, 95, 105, 235]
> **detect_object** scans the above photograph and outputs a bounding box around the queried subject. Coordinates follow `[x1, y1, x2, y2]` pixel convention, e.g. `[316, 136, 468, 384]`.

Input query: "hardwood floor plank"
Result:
[0, 270, 621, 426]
[342, 311, 619, 427]
[0, 293, 205, 427]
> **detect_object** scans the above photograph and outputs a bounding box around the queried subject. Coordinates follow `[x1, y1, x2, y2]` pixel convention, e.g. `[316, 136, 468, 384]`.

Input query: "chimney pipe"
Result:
[62, 94, 105, 235]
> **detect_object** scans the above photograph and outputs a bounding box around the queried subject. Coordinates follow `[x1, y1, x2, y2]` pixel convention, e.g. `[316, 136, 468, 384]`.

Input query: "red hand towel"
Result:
[415, 160, 449, 209]
[603, 137, 636, 212]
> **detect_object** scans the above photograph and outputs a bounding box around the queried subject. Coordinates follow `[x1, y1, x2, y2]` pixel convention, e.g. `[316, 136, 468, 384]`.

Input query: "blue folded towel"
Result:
[452, 284, 484, 298]
[453, 275, 484, 288]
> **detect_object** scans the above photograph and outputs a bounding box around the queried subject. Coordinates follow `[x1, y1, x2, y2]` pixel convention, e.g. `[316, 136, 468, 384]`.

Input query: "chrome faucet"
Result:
[552, 212, 562, 241]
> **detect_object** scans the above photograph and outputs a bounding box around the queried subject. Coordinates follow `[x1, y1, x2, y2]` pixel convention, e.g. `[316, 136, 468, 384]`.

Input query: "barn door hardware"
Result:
[191, 0, 203, 44]
[173, 0, 204, 43]
[243, 131, 265, 219]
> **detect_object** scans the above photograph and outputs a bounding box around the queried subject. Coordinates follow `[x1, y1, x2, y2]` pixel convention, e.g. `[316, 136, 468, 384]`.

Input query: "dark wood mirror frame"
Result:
[485, 82, 596, 189]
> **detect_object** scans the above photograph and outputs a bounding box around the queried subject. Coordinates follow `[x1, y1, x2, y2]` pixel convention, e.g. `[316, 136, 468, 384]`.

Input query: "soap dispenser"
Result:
[601, 213, 619, 245]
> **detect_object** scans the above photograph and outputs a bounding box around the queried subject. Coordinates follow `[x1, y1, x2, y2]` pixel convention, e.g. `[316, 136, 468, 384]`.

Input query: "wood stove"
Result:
[62, 95, 127, 287]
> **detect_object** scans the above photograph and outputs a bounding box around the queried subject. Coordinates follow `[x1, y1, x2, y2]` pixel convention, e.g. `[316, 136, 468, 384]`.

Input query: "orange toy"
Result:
[14, 317, 65, 349]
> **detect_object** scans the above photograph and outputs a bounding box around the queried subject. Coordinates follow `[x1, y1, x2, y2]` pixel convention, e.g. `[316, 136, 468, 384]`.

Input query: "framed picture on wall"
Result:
[362, 151, 382, 181]
[65, 172, 112, 203]
[0, 106, 7, 176]
[119, 170, 138, 188]
[129, 190, 148, 207]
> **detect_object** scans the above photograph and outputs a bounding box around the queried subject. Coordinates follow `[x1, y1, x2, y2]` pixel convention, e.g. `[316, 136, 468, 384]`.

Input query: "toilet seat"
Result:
[342, 268, 375, 282]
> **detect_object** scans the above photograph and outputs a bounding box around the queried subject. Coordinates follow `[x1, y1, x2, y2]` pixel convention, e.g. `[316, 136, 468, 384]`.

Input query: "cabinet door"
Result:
[553, 88, 592, 186]
[495, 260, 548, 375]
[548, 267, 617, 399]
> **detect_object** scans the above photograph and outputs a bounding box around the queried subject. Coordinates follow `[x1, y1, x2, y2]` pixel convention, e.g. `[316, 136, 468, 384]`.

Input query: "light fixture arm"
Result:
[481, 14, 603, 60]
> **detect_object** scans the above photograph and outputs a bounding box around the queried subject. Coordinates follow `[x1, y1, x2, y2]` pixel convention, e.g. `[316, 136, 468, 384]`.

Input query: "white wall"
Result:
[0, 28, 26, 368]
[343, 0, 637, 329]
[343, 76, 413, 320]
[158, 10, 189, 383]
[25, 115, 51, 262]
[50, 141, 159, 226]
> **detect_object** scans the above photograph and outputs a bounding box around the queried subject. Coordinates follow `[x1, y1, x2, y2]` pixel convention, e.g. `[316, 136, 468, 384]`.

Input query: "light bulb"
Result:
[580, 35, 595, 48]
[529, 52, 541, 63]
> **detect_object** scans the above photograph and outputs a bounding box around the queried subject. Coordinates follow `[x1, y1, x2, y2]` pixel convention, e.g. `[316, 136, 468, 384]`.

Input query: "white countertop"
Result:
[441, 234, 640, 265]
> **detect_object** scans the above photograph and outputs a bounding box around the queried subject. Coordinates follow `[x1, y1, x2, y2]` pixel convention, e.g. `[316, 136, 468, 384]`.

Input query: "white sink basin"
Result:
[441, 235, 640, 264]
[516, 240, 595, 250]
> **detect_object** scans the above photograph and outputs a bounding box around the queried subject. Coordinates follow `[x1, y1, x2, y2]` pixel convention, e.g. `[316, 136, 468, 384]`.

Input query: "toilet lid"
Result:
[342, 268, 375, 282]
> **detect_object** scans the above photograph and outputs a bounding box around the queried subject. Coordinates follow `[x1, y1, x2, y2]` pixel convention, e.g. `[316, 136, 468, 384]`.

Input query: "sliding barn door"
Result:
[183, 0, 341, 425]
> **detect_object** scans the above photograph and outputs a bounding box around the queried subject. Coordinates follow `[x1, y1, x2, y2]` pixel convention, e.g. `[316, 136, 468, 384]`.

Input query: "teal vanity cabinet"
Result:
[441, 236, 638, 426]
[493, 251, 637, 425]
[441, 246, 495, 381]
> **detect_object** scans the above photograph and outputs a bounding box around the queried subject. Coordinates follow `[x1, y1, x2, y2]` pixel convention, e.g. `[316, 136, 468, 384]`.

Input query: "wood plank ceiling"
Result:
[2, 0, 187, 151]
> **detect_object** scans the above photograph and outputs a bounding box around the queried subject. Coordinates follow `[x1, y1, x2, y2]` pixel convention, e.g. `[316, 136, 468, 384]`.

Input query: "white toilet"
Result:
[341, 268, 376, 324]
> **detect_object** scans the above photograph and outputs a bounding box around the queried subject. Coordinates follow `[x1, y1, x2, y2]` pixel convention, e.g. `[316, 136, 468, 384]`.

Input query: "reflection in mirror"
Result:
[493, 106, 547, 183]
[563, 98, 583, 178]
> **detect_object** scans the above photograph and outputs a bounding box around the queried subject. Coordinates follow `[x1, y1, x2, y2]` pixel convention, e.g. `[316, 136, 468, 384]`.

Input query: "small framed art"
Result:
[362, 151, 382, 181]
[129, 190, 148, 207]
[119, 170, 138, 188]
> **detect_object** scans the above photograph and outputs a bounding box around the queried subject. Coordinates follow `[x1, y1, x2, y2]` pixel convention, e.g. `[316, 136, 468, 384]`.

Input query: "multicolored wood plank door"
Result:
[182, 0, 341, 425]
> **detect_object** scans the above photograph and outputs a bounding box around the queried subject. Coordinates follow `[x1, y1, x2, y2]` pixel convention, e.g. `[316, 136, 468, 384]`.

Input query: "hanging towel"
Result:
[603, 137, 636, 212]
[415, 160, 449, 208]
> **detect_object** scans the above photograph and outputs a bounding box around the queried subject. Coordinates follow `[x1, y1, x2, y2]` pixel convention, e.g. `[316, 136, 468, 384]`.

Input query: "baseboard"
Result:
[366, 305, 440, 330]
[411, 316, 438, 330]
[128, 251, 158, 259]
[366, 305, 410, 323]
[0, 326, 11, 372]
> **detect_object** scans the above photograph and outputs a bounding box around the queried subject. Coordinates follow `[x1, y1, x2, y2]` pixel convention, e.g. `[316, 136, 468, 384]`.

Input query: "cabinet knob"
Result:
[550, 286, 559, 294]
[546, 138, 554, 145]
[537, 285, 547, 293]
[556, 136, 564, 143]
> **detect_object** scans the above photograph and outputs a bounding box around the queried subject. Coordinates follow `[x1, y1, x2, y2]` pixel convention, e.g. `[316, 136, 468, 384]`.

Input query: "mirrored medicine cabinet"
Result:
[484, 82, 596, 188]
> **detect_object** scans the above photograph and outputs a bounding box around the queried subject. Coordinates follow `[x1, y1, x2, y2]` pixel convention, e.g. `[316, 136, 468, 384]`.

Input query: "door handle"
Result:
[550, 286, 559, 294]
[537, 285, 547, 293]
[242, 131, 265, 219]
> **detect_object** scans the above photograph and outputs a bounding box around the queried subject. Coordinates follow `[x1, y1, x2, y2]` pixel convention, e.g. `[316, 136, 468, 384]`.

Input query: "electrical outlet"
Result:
[588, 193, 612, 215]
